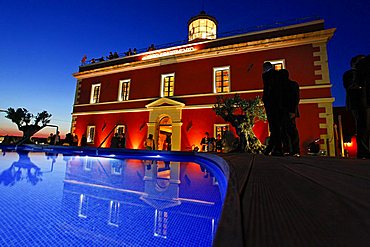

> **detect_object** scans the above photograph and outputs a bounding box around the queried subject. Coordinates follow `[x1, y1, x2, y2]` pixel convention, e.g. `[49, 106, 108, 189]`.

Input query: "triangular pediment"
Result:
[146, 98, 185, 108]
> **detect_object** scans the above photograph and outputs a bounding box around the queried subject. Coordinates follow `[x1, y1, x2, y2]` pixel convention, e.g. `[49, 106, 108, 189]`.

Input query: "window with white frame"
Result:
[115, 125, 125, 135]
[86, 126, 95, 144]
[214, 124, 229, 139]
[266, 59, 286, 71]
[118, 79, 130, 101]
[90, 83, 101, 103]
[213, 66, 230, 93]
[161, 73, 175, 97]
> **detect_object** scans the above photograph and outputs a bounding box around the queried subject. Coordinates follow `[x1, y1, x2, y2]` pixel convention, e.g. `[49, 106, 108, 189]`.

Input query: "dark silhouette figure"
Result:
[343, 54, 370, 159]
[54, 131, 61, 145]
[126, 48, 132, 56]
[113, 52, 119, 58]
[144, 134, 155, 150]
[2, 135, 13, 145]
[215, 134, 223, 153]
[64, 133, 74, 146]
[81, 55, 87, 65]
[49, 132, 60, 145]
[119, 133, 126, 148]
[280, 69, 300, 156]
[107, 52, 114, 60]
[200, 132, 210, 152]
[110, 133, 119, 148]
[147, 44, 155, 51]
[72, 133, 79, 146]
[165, 134, 172, 151]
[80, 134, 87, 147]
[262, 62, 284, 156]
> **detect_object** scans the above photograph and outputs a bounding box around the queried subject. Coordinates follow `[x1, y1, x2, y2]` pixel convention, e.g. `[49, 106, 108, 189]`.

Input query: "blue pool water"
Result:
[0, 146, 228, 246]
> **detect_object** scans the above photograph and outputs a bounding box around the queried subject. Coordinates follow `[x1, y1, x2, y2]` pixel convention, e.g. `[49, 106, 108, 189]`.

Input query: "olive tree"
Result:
[213, 94, 266, 153]
[5, 107, 52, 144]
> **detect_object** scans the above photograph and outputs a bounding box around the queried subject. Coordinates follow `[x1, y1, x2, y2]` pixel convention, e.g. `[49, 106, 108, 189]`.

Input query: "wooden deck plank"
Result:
[214, 154, 370, 247]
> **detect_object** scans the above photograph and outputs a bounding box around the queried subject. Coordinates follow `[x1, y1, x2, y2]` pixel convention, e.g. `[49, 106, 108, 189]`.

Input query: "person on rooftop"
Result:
[147, 44, 155, 51]
[107, 52, 114, 60]
[81, 55, 87, 65]
[126, 48, 132, 56]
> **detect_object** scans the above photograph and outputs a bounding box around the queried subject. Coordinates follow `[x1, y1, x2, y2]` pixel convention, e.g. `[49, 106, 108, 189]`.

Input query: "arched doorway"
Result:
[157, 116, 172, 151]
[146, 98, 184, 151]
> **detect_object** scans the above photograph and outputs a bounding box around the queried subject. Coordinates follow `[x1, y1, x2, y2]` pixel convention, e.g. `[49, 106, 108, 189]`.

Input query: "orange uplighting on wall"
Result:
[130, 132, 145, 150]
[187, 132, 205, 151]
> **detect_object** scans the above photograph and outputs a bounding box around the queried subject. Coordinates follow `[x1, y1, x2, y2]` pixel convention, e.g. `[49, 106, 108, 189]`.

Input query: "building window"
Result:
[214, 124, 229, 139]
[266, 59, 286, 71]
[213, 66, 230, 93]
[115, 125, 125, 135]
[118, 79, 130, 101]
[87, 126, 95, 144]
[90, 83, 101, 103]
[161, 73, 175, 97]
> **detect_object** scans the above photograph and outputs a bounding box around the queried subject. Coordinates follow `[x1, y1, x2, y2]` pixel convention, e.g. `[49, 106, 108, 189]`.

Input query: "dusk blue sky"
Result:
[1, 0, 369, 137]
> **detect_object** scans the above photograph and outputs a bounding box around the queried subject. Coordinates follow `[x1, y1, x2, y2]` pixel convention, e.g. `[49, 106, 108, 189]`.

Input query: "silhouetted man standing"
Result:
[343, 55, 370, 159]
[280, 69, 300, 156]
[262, 62, 283, 156]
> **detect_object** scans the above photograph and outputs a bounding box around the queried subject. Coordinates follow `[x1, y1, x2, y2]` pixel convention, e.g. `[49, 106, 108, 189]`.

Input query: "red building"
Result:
[72, 13, 336, 155]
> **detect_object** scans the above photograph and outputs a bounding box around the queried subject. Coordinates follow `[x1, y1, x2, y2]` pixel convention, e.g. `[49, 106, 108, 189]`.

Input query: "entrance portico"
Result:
[146, 98, 185, 151]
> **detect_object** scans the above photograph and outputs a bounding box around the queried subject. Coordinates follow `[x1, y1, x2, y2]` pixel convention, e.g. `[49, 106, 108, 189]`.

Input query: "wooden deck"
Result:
[214, 154, 370, 247]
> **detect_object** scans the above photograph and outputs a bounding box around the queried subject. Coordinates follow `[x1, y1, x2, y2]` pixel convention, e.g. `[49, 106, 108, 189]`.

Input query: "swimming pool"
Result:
[0, 145, 229, 246]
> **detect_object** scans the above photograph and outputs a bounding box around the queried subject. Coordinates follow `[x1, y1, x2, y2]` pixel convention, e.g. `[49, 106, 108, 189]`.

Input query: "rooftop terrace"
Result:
[78, 16, 323, 73]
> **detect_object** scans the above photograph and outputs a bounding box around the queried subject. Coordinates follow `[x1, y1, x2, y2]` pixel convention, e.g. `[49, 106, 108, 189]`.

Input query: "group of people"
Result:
[125, 48, 138, 56]
[107, 52, 120, 59]
[200, 132, 223, 153]
[262, 62, 300, 156]
[143, 133, 172, 151]
[343, 54, 370, 159]
[47, 132, 80, 146]
[147, 44, 155, 51]
[110, 133, 126, 148]
[81, 44, 156, 66]
[64, 132, 79, 146]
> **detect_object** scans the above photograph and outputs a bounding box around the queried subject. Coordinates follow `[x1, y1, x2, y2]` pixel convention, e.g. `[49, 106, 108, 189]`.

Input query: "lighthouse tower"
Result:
[188, 11, 217, 43]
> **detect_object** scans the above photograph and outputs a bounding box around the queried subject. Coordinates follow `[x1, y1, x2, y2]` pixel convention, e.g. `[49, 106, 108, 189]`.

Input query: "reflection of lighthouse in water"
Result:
[141, 161, 181, 239]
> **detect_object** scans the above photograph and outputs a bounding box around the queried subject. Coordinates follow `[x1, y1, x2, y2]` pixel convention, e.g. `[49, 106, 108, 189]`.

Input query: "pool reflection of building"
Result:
[62, 156, 222, 244]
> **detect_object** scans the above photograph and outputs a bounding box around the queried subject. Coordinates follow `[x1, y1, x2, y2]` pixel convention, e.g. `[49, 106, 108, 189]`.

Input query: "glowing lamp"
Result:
[343, 136, 357, 158]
